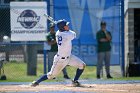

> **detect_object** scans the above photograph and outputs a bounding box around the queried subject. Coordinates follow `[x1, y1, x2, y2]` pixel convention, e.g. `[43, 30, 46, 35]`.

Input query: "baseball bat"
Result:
[44, 14, 57, 24]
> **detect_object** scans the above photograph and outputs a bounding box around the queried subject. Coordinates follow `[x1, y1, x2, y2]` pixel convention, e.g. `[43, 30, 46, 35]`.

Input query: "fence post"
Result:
[43, 42, 47, 74]
[121, 0, 125, 77]
[27, 45, 37, 75]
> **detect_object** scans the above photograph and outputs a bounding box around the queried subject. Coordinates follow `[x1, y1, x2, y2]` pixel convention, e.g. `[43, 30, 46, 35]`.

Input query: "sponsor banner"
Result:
[72, 44, 120, 65]
[10, 2, 47, 41]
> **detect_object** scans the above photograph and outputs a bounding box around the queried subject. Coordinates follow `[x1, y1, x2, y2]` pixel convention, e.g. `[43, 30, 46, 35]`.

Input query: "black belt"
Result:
[61, 56, 69, 59]
[57, 54, 69, 59]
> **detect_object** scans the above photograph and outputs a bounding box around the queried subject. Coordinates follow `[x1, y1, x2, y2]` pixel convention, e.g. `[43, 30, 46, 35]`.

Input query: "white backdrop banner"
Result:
[10, 2, 47, 41]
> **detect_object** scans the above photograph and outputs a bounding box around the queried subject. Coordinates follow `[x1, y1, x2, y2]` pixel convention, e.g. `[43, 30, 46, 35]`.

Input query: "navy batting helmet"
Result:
[57, 19, 69, 31]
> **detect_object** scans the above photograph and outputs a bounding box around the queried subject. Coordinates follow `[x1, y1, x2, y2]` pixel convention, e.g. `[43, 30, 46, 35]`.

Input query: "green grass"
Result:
[0, 62, 140, 82]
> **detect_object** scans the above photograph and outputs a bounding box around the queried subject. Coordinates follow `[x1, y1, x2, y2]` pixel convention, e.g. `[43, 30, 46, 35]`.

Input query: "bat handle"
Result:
[44, 14, 56, 24]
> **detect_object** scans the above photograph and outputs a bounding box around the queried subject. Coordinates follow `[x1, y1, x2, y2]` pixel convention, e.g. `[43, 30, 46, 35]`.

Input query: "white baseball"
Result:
[3, 36, 8, 39]
[3, 36, 10, 43]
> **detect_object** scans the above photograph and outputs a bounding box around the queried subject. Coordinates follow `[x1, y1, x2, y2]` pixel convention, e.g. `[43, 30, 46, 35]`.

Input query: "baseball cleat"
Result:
[107, 74, 113, 79]
[97, 75, 100, 79]
[64, 75, 70, 79]
[72, 80, 81, 87]
[30, 81, 39, 87]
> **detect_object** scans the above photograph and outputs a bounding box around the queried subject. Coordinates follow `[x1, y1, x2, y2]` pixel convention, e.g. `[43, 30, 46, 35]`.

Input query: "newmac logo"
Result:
[17, 10, 40, 29]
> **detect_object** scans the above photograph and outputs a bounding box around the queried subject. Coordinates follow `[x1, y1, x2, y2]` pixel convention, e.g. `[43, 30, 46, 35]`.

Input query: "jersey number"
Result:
[57, 36, 62, 46]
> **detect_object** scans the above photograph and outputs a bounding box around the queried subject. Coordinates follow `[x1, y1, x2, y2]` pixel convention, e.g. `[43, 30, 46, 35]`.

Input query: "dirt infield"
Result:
[0, 83, 140, 93]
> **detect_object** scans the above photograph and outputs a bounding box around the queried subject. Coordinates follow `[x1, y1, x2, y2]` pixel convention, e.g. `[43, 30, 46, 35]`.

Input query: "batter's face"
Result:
[64, 25, 69, 31]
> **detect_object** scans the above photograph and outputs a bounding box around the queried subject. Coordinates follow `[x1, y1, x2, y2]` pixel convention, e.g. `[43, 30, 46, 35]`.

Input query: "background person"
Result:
[96, 21, 113, 79]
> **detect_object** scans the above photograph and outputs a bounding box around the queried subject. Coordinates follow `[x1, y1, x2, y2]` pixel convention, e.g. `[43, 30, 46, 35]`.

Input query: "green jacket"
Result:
[46, 32, 58, 52]
[96, 30, 112, 53]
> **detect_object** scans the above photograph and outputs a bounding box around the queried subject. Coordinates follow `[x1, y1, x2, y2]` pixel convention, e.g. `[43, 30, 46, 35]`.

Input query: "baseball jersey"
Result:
[55, 30, 76, 57]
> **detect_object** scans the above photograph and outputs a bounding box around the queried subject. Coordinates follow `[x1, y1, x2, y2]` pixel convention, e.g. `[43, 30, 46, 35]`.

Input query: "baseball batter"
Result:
[31, 19, 86, 87]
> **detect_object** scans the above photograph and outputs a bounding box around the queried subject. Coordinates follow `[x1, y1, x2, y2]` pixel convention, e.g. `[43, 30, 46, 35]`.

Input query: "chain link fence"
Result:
[0, 4, 46, 81]
[0, 0, 123, 82]
[0, 3, 81, 81]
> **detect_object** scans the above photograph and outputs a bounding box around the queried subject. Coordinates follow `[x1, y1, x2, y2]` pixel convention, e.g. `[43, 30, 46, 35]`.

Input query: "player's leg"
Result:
[31, 62, 66, 87]
[62, 67, 70, 79]
[104, 51, 112, 78]
[68, 55, 86, 86]
[48, 52, 57, 72]
[48, 52, 69, 79]
[97, 52, 105, 79]
[34, 61, 62, 84]
[47, 58, 68, 79]
[31, 55, 67, 86]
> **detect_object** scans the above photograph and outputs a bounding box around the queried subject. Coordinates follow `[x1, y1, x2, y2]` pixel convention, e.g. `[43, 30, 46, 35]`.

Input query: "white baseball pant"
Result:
[47, 54, 85, 79]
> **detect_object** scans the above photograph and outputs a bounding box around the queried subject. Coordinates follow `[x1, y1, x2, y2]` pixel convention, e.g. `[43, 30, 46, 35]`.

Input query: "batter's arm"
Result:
[69, 30, 76, 40]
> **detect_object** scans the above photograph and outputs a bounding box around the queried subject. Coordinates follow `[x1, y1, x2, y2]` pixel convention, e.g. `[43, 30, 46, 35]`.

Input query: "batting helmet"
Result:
[57, 19, 69, 31]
